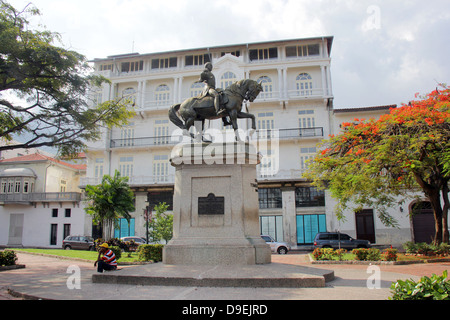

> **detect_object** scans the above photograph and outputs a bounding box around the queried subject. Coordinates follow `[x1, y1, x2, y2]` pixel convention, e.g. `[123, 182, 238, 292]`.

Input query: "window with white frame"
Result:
[1, 180, 7, 193]
[14, 179, 21, 193]
[94, 158, 104, 179]
[220, 71, 237, 89]
[298, 110, 315, 128]
[121, 61, 143, 73]
[154, 119, 169, 144]
[190, 82, 205, 97]
[296, 73, 313, 96]
[119, 156, 134, 178]
[257, 112, 275, 130]
[60, 179, 67, 192]
[257, 76, 273, 99]
[286, 44, 320, 58]
[7, 179, 14, 193]
[258, 148, 277, 177]
[99, 64, 114, 72]
[260, 215, 283, 242]
[153, 155, 169, 182]
[122, 87, 136, 104]
[300, 147, 316, 171]
[151, 57, 177, 69]
[155, 84, 170, 106]
[249, 47, 278, 61]
[185, 53, 211, 66]
[120, 122, 135, 147]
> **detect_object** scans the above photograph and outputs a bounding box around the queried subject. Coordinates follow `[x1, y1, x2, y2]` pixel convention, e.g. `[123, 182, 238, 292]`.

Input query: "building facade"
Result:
[0, 153, 89, 248]
[83, 37, 433, 248]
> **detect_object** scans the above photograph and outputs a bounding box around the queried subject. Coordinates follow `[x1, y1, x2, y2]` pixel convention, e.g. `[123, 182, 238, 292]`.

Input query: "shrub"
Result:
[352, 248, 369, 261]
[334, 248, 347, 260]
[312, 248, 347, 261]
[366, 248, 382, 261]
[383, 248, 398, 261]
[436, 243, 450, 256]
[0, 250, 17, 266]
[351, 248, 381, 261]
[390, 270, 450, 300]
[403, 241, 417, 254]
[138, 244, 164, 262]
[416, 242, 435, 255]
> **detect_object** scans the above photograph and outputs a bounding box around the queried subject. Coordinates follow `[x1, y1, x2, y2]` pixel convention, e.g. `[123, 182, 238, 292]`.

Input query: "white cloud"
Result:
[8, 0, 450, 108]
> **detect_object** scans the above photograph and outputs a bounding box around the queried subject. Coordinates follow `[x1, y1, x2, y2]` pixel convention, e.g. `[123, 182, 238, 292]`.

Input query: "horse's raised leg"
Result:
[236, 111, 256, 130]
[236, 111, 256, 140]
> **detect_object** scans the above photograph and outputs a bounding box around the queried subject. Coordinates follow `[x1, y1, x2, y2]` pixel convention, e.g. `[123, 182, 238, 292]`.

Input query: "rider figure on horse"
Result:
[200, 62, 225, 116]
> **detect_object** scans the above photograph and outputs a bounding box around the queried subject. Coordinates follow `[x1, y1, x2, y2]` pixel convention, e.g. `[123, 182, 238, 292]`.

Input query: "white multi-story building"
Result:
[83, 37, 434, 248]
[0, 153, 88, 248]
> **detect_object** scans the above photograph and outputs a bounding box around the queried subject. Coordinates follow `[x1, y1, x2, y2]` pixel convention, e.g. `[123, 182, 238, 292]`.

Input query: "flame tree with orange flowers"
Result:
[304, 85, 450, 244]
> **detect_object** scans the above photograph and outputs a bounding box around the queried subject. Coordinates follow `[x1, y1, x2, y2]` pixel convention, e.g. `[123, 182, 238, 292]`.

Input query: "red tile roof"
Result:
[0, 153, 86, 170]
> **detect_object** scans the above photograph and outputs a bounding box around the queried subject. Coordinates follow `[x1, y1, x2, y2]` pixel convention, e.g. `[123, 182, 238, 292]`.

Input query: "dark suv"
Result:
[62, 236, 95, 250]
[313, 232, 371, 249]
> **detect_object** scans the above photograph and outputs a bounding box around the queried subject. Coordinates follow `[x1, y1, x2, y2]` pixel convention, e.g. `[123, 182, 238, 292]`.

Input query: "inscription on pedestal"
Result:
[198, 193, 224, 215]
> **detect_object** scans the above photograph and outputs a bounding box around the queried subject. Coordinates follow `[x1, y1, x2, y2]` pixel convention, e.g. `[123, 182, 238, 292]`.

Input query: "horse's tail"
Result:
[168, 104, 186, 130]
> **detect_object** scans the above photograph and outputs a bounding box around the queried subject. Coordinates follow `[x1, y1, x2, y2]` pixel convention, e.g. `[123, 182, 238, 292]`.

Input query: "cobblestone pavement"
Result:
[0, 252, 449, 300]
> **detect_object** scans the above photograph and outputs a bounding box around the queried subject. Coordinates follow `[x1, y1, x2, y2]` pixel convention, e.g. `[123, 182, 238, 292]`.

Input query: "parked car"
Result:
[261, 235, 291, 254]
[120, 236, 147, 244]
[313, 232, 371, 249]
[62, 236, 95, 250]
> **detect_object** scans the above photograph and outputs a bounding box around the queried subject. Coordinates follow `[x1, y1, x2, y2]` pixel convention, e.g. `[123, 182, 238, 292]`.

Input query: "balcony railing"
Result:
[80, 175, 175, 188]
[255, 127, 323, 140]
[257, 169, 306, 181]
[0, 192, 82, 204]
[109, 127, 323, 149]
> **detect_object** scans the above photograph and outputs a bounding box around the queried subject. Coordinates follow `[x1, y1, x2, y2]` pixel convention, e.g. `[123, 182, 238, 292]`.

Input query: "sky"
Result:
[10, 0, 450, 109]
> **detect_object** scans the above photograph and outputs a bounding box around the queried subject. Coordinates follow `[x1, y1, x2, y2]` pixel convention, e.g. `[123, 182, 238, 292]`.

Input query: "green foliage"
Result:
[390, 270, 450, 300]
[0, 1, 134, 157]
[382, 248, 398, 261]
[0, 250, 17, 266]
[351, 248, 382, 261]
[147, 202, 173, 243]
[137, 244, 164, 262]
[84, 170, 135, 240]
[402, 241, 450, 256]
[312, 248, 347, 260]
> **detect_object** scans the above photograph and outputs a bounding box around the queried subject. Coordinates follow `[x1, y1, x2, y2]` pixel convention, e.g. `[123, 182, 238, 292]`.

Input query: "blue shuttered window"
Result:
[296, 214, 326, 244]
[114, 218, 135, 238]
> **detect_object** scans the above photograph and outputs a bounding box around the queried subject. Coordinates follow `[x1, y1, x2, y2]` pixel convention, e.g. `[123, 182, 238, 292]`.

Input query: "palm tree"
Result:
[84, 170, 135, 240]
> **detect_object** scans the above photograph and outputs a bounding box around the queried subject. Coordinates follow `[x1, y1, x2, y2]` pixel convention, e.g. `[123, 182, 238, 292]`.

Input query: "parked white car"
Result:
[261, 235, 291, 254]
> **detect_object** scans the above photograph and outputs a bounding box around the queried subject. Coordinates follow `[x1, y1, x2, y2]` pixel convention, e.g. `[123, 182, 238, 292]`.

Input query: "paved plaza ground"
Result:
[0, 251, 449, 301]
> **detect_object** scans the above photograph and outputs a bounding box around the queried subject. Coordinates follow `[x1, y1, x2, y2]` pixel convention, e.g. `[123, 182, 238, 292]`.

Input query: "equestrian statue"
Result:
[168, 62, 263, 141]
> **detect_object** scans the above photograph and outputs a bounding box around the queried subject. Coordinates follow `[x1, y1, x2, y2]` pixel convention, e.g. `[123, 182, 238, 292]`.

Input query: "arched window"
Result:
[190, 82, 205, 98]
[296, 73, 313, 96]
[220, 71, 237, 89]
[155, 84, 170, 106]
[257, 76, 273, 99]
[122, 87, 136, 103]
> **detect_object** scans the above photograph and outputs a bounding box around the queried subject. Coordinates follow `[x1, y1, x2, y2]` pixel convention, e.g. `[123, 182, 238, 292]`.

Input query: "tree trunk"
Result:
[414, 173, 445, 244]
[428, 190, 443, 245]
[442, 184, 449, 243]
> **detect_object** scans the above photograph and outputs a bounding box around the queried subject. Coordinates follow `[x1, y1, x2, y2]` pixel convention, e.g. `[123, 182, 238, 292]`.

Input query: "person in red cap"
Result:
[94, 243, 117, 273]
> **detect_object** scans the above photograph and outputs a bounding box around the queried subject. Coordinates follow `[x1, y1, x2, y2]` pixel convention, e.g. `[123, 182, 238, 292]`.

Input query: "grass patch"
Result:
[10, 248, 140, 263]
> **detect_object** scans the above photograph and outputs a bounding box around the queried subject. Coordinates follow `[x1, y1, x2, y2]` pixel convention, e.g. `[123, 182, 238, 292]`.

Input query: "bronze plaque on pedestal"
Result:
[198, 193, 224, 215]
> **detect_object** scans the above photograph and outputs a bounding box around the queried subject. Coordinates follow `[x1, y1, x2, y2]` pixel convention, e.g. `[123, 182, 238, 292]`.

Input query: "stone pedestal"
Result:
[163, 142, 271, 265]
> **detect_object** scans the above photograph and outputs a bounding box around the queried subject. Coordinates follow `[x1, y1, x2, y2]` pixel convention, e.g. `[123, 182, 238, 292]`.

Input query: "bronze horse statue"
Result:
[168, 79, 263, 141]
